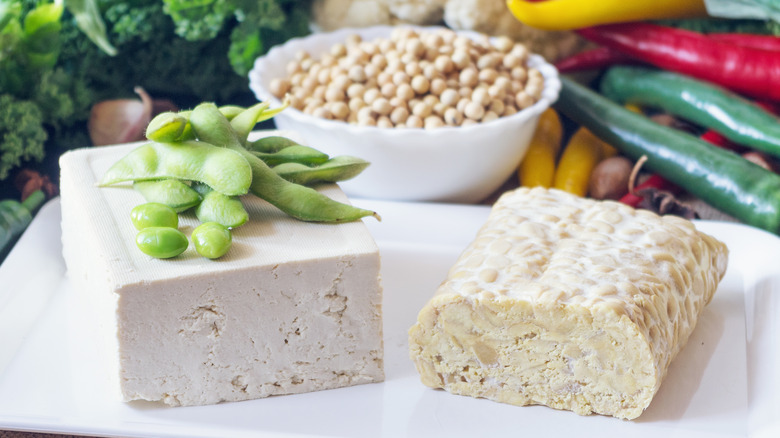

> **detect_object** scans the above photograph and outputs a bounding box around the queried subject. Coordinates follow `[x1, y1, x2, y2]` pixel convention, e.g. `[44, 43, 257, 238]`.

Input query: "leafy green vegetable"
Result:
[64, 0, 117, 55]
[161, 0, 312, 76]
[0, 94, 47, 180]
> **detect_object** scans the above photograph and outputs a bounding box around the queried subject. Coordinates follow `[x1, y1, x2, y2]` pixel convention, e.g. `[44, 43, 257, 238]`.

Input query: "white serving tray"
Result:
[0, 197, 777, 438]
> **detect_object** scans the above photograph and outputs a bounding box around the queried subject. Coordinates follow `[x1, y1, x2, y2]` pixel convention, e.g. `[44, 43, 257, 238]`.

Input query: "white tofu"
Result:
[59, 141, 384, 407]
[409, 187, 728, 419]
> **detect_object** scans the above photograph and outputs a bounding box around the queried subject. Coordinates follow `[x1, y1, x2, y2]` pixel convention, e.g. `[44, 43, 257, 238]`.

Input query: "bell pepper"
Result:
[506, 0, 707, 31]
[600, 66, 780, 158]
[555, 76, 780, 234]
[518, 108, 562, 188]
[577, 23, 780, 101]
[552, 127, 616, 197]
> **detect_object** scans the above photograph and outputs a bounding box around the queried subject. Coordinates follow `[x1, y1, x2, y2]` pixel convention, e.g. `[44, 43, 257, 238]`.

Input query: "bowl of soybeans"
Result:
[249, 25, 560, 203]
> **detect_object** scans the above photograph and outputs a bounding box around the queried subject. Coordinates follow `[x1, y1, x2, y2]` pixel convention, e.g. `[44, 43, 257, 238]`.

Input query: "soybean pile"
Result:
[100, 101, 378, 259]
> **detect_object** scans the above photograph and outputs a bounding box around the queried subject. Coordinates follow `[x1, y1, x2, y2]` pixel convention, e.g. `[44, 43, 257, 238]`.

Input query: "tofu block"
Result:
[408, 187, 728, 419]
[59, 141, 383, 407]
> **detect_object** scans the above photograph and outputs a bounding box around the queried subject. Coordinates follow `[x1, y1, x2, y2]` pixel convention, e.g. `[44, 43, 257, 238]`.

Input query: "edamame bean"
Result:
[195, 189, 249, 228]
[130, 203, 179, 230]
[146, 112, 188, 142]
[273, 155, 370, 185]
[134, 179, 202, 212]
[252, 145, 329, 166]
[136, 227, 188, 258]
[100, 141, 252, 196]
[189, 103, 379, 222]
[191, 222, 232, 259]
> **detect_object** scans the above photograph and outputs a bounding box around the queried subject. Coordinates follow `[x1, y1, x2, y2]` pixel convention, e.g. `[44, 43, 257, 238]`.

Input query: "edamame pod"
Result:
[189, 103, 379, 222]
[252, 145, 329, 166]
[218, 105, 246, 121]
[146, 112, 188, 143]
[230, 102, 270, 143]
[248, 136, 299, 153]
[195, 189, 249, 228]
[273, 156, 370, 186]
[133, 179, 202, 212]
[100, 141, 252, 196]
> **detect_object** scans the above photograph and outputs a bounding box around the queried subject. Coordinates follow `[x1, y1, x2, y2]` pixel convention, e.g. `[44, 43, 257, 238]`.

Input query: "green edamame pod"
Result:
[191, 222, 232, 259]
[136, 227, 188, 259]
[248, 136, 299, 153]
[130, 202, 179, 230]
[146, 112, 188, 143]
[133, 179, 202, 212]
[219, 105, 247, 121]
[174, 110, 196, 142]
[100, 141, 252, 196]
[252, 145, 329, 166]
[195, 189, 249, 228]
[189, 103, 379, 222]
[230, 102, 270, 143]
[273, 156, 370, 186]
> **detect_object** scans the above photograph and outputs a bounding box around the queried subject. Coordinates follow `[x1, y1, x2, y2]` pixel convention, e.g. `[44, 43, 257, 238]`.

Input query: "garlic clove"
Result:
[88, 86, 154, 146]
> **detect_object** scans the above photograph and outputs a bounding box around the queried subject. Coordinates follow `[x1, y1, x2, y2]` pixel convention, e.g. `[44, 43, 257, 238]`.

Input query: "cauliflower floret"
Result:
[443, 0, 589, 62]
[312, 0, 393, 31]
[311, 0, 589, 62]
[386, 0, 447, 24]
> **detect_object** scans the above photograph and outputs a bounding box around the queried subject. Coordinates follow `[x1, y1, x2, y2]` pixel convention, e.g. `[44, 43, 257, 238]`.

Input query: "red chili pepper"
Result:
[577, 23, 780, 101]
[709, 33, 780, 52]
[619, 173, 677, 207]
[700, 129, 744, 152]
[555, 46, 638, 73]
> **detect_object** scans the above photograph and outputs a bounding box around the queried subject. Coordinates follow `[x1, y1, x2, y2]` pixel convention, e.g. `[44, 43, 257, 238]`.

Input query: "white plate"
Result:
[0, 198, 778, 438]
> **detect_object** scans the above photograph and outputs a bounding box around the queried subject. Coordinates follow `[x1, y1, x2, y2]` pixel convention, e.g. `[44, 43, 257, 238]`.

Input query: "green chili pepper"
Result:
[100, 141, 252, 196]
[555, 76, 780, 233]
[195, 188, 249, 229]
[600, 66, 780, 158]
[273, 156, 370, 186]
[133, 179, 202, 212]
[188, 102, 379, 223]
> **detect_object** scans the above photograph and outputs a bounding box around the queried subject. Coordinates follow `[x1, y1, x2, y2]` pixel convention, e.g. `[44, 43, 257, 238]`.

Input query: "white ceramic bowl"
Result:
[249, 26, 561, 203]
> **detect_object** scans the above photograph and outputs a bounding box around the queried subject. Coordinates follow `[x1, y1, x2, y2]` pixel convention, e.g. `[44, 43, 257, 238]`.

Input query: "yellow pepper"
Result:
[506, 0, 708, 31]
[553, 127, 616, 197]
[518, 108, 563, 188]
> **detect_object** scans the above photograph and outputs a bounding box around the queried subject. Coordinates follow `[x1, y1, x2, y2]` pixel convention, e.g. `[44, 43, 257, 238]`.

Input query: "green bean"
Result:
[188, 102, 379, 222]
[248, 136, 300, 153]
[273, 155, 370, 185]
[195, 188, 249, 228]
[191, 222, 232, 259]
[252, 145, 329, 166]
[100, 141, 252, 196]
[146, 112, 188, 143]
[133, 179, 202, 212]
[135, 227, 188, 258]
[130, 203, 179, 230]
